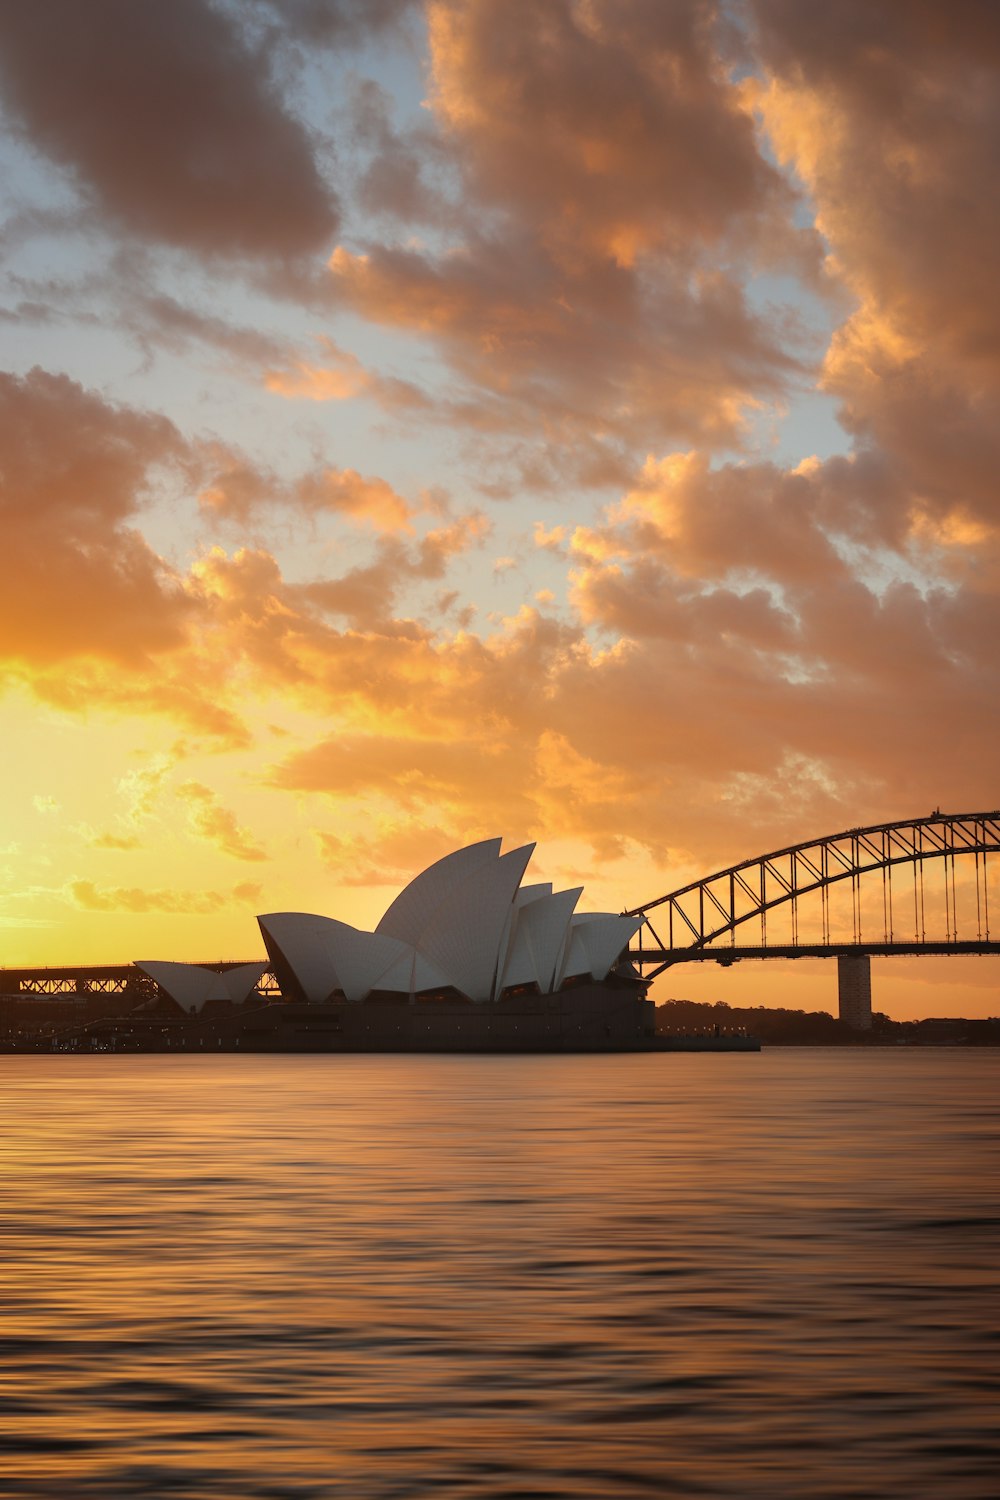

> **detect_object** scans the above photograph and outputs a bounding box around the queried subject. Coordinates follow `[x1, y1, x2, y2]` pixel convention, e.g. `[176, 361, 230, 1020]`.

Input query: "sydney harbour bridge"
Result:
[626, 810, 1000, 1026]
[2, 811, 998, 1030]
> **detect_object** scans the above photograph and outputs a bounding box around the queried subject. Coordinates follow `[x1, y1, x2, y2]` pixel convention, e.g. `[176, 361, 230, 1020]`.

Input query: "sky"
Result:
[1, 0, 999, 1021]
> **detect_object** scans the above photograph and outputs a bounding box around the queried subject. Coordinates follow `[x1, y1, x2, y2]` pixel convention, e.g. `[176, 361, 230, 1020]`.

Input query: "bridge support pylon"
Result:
[838, 954, 872, 1030]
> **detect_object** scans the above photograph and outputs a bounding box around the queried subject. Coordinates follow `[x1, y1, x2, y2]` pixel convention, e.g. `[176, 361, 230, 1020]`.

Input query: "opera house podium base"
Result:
[237, 983, 657, 1054]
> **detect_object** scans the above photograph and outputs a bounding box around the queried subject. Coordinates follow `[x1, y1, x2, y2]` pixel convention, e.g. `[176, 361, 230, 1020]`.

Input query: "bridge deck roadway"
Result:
[0, 962, 278, 996]
[633, 940, 1000, 967]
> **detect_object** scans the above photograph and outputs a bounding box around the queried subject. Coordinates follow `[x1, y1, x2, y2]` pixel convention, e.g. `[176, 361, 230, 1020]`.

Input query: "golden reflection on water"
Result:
[0, 1052, 997, 1498]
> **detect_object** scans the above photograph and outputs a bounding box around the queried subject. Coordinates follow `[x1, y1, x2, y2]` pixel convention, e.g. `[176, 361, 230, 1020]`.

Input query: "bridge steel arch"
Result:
[628, 811, 1000, 981]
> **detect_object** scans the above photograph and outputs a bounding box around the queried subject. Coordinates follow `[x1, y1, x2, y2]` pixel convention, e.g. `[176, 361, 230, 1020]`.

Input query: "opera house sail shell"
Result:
[133, 960, 267, 1012]
[257, 839, 646, 1014]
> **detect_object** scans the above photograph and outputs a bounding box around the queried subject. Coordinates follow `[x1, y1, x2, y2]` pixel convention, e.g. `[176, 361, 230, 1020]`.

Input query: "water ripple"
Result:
[0, 1051, 997, 1498]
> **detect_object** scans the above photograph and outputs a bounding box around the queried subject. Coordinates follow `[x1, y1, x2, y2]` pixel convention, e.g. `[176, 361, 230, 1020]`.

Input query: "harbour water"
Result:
[0, 1050, 997, 1498]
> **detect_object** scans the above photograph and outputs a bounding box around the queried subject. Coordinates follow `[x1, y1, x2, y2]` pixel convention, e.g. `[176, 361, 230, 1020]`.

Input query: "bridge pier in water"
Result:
[838, 954, 872, 1030]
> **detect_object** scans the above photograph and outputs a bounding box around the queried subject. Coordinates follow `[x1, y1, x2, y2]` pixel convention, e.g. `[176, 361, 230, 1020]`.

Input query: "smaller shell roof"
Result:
[258, 912, 344, 1002]
[135, 960, 266, 1011]
[501, 887, 582, 994]
[557, 914, 644, 985]
[301, 917, 410, 1004]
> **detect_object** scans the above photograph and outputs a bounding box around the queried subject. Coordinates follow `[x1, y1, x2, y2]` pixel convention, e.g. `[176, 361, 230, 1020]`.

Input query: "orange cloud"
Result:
[294, 468, 416, 532]
[427, 0, 795, 262]
[232, 880, 263, 904]
[321, 1, 818, 460]
[90, 833, 141, 851]
[609, 450, 847, 583]
[263, 336, 368, 402]
[303, 512, 490, 629]
[754, 1, 1000, 371]
[69, 880, 229, 915]
[176, 782, 267, 863]
[0, 368, 192, 670]
[215, 513, 997, 877]
[328, 239, 799, 458]
[315, 821, 469, 887]
[200, 450, 418, 534]
[2, 367, 989, 885]
[265, 362, 364, 402]
[752, 0, 1000, 547]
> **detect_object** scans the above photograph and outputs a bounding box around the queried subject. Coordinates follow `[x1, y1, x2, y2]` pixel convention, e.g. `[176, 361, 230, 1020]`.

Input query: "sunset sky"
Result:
[2, 0, 999, 1020]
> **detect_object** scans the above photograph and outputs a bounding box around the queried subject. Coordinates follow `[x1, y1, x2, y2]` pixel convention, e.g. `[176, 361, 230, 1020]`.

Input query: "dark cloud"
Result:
[752, 1, 1000, 89]
[0, 0, 338, 260]
[350, 78, 451, 225]
[127, 292, 297, 369]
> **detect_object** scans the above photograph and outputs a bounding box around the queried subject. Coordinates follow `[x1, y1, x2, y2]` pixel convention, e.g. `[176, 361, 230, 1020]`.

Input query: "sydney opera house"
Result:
[137, 839, 655, 1051]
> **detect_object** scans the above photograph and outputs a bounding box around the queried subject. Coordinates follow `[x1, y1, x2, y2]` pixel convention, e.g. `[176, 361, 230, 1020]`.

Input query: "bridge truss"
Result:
[0, 963, 281, 1000]
[629, 811, 1000, 980]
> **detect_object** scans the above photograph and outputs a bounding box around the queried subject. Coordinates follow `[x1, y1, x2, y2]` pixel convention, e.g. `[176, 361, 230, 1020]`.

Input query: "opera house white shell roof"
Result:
[258, 839, 644, 1005]
[133, 960, 267, 1012]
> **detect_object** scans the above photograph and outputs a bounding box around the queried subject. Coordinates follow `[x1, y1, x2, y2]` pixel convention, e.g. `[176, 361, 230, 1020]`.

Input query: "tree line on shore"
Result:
[656, 998, 1000, 1046]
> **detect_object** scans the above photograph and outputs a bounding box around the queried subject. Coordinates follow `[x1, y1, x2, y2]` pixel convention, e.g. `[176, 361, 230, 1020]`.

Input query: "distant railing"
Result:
[0, 962, 279, 999]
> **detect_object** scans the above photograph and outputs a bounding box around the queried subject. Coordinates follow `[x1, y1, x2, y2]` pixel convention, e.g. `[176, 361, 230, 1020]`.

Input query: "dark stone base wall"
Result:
[242, 985, 657, 1053]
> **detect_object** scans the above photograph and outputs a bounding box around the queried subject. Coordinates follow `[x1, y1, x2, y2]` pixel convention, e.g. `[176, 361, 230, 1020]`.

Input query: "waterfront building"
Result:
[129, 841, 653, 1050]
[256, 839, 653, 1050]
